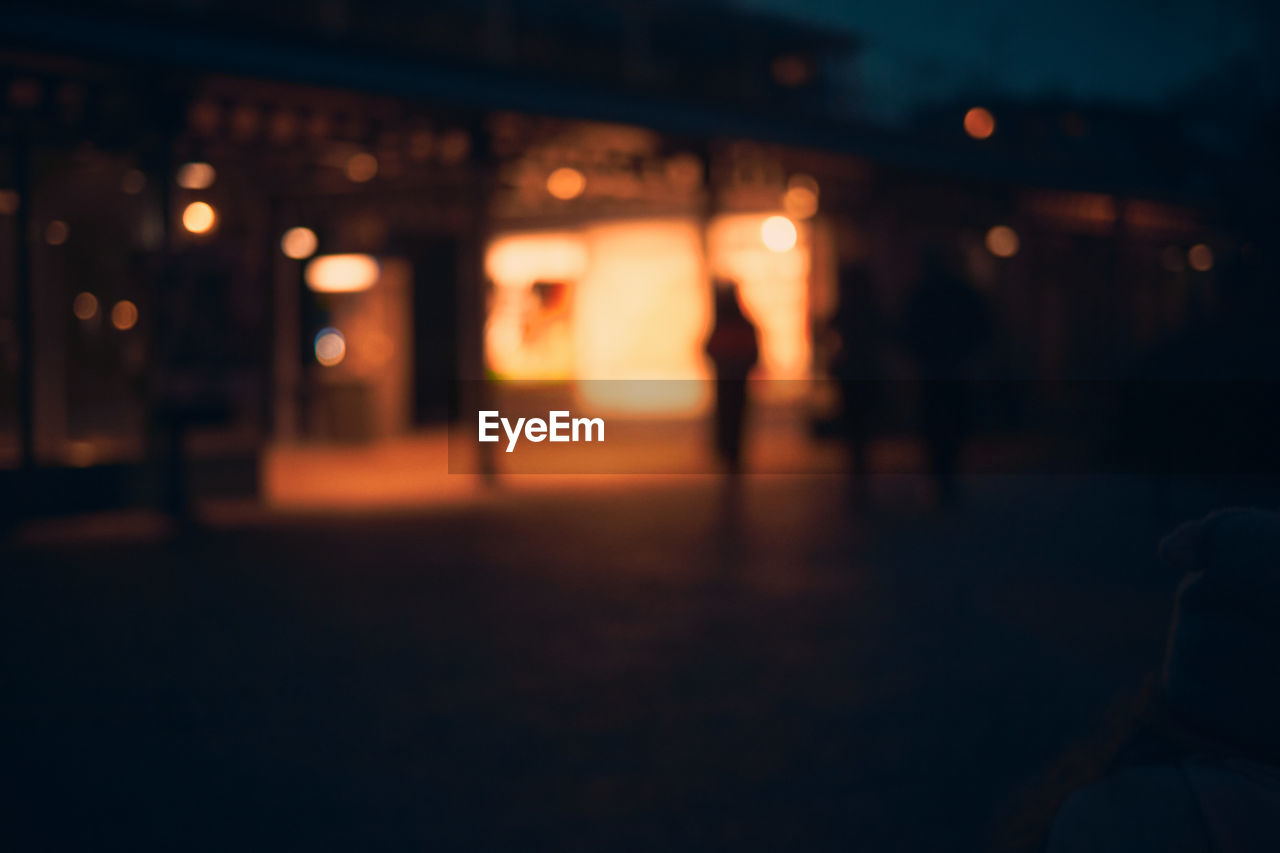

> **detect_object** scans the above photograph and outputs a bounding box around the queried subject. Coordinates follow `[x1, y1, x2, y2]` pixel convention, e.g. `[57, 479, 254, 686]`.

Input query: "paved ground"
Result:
[1, 474, 1264, 851]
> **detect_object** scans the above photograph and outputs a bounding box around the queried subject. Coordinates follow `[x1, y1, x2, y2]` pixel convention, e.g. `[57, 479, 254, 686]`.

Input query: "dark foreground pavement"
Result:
[1, 475, 1265, 851]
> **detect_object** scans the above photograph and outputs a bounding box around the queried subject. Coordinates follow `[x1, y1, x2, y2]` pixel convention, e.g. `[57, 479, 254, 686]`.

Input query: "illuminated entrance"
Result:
[484, 214, 812, 414]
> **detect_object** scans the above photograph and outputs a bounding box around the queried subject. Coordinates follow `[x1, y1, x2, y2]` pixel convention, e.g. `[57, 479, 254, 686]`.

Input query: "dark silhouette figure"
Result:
[830, 264, 884, 495]
[1037, 509, 1280, 852]
[903, 250, 991, 504]
[705, 283, 759, 474]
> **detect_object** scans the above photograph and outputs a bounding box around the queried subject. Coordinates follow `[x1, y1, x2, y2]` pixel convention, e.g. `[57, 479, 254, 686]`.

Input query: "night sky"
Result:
[739, 0, 1276, 121]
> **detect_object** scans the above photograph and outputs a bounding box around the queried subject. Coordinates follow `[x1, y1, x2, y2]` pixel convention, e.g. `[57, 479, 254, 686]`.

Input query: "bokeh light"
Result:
[0, 189, 18, 215]
[182, 201, 216, 234]
[281, 226, 319, 260]
[345, 152, 378, 183]
[314, 327, 346, 367]
[964, 107, 996, 140]
[546, 167, 586, 200]
[176, 161, 216, 190]
[305, 254, 380, 293]
[783, 174, 819, 219]
[111, 300, 138, 331]
[1188, 243, 1214, 272]
[985, 225, 1020, 258]
[761, 215, 797, 253]
[72, 292, 99, 320]
[45, 220, 69, 246]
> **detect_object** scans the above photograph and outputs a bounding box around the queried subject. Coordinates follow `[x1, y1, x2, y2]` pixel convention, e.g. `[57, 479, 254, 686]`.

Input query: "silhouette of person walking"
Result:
[705, 282, 759, 474]
[830, 263, 884, 493]
[903, 248, 991, 504]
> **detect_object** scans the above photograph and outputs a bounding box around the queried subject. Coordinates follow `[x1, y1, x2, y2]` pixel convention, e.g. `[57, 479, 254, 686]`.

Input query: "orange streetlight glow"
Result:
[345, 152, 378, 183]
[45, 219, 69, 245]
[73, 292, 98, 320]
[176, 161, 216, 190]
[281, 226, 319, 260]
[985, 225, 1020, 258]
[1188, 243, 1214, 272]
[111, 300, 138, 331]
[182, 201, 216, 233]
[546, 167, 586, 200]
[783, 174, 819, 220]
[964, 106, 996, 140]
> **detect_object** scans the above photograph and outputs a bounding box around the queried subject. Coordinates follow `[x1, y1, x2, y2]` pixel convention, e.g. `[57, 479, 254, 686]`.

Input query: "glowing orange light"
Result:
[985, 225, 1020, 258]
[345, 152, 378, 183]
[111, 300, 138, 331]
[437, 130, 470, 165]
[176, 162, 216, 190]
[182, 201, 216, 234]
[281, 226, 319, 260]
[0, 189, 17, 215]
[964, 107, 996, 140]
[45, 220, 69, 245]
[305, 254, 380, 293]
[314, 327, 346, 366]
[1188, 243, 1213, 272]
[761, 215, 798, 252]
[783, 174, 820, 220]
[546, 167, 586, 200]
[72, 292, 98, 320]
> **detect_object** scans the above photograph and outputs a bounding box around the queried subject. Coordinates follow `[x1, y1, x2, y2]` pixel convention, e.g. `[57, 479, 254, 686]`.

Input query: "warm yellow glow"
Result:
[111, 300, 138, 331]
[483, 215, 814, 408]
[574, 220, 711, 413]
[964, 107, 996, 140]
[485, 234, 588, 289]
[45, 220, 69, 245]
[483, 222, 711, 412]
[120, 169, 146, 195]
[305, 254, 380, 293]
[546, 167, 586, 200]
[985, 225, 1020, 258]
[345, 152, 378, 183]
[281, 226, 319, 260]
[1188, 243, 1214, 272]
[314, 327, 346, 367]
[182, 201, 216, 234]
[176, 161, 216, 190]
[761, 215, 798, 252]
[484, 233, 587, 381]
[709, 213, 811, 380]
[72, 292, 98, 320]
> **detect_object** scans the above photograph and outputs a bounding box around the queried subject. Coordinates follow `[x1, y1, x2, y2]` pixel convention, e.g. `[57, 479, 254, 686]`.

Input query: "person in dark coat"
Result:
[830, 263, 884, 494]
[705, 282, 759, 474]
[902, 249, 991, 504]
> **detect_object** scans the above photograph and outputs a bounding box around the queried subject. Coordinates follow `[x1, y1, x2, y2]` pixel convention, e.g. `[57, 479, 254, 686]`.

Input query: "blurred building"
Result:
[0, 1, 1227, 510]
